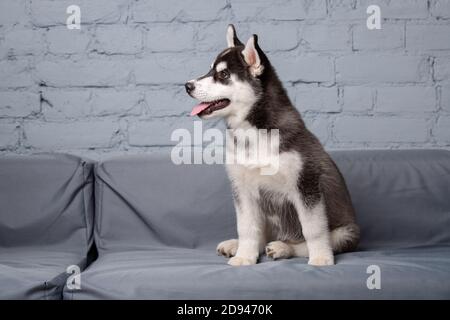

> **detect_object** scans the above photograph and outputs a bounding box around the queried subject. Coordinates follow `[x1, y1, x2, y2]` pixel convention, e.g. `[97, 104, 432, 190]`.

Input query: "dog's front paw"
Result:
[228, 256, 256, 266]
[308, 255, 334, 266]
[217, 239, 238, 258]
[265, 241, 293, 260]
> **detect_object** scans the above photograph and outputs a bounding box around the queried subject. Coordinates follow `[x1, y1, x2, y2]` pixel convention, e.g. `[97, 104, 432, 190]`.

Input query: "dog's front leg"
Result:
[228, 191, 265, 266]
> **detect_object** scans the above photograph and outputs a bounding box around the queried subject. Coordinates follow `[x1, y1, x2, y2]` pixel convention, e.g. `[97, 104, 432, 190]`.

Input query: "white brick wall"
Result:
[353, 24, 404, 50]
[334, 116, 429, 143]
[35, 60, 132, 87]
[24, 120, 119, 148]
[274, 55, 335, 83]
[0, 92, 39, 117]
[95, 25, 143, 55]
[407, 25, 450, 50]
[336, 55, 429, 84]
[376, 87, 436, 113]
[30, 0, 125, 26]
[431, 0, 450, 19]
[0, 0, 449, 157]
[441, 86, 450, 111]
[434, 116, 450, 143]
[435, 57, 450, 81]
[0, 60, 33, 88]
[46, 27, 92, 54]
[132, 0, 228, 23]
[295, 86, 340, 113]
[0, 121, 19, 148]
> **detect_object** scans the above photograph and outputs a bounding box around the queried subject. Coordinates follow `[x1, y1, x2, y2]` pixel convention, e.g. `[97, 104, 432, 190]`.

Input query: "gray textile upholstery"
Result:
[64, 150, 450, 299]
[0, 154, 94, 299]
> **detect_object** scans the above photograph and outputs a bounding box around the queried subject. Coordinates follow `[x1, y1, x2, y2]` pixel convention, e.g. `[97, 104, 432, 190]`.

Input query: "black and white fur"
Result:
[185, 25, 359, 266]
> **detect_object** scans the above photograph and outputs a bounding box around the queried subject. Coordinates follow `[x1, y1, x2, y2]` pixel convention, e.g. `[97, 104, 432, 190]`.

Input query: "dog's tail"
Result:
[291, 223, 360, 257]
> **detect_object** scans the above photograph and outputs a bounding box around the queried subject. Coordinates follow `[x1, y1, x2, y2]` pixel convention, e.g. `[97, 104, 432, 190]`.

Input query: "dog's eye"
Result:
[218, 70, 230, 79]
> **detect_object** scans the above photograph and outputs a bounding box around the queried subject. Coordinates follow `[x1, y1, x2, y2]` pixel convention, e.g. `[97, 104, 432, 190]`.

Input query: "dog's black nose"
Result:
[185, 82, 195, 94]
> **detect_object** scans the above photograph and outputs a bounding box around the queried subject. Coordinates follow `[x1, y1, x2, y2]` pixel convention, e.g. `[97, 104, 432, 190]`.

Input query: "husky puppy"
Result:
[185, 25, 359, 266]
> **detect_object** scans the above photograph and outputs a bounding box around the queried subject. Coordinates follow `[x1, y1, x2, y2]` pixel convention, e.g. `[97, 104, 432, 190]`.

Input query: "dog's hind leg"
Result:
[265, 240, 308, 259]
[266, 225, 359, 260]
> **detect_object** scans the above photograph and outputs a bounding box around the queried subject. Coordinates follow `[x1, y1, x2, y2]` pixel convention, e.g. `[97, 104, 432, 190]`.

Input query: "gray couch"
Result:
[0, 154, 94, 299]
[1, 150, 449, 299]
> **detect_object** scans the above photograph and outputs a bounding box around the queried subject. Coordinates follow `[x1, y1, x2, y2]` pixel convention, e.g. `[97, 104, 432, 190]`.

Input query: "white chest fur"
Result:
[225, 145, 303, 198]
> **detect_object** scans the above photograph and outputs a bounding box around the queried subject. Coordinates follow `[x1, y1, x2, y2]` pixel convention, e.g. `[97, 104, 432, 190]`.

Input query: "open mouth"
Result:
[190, 99, 231, 117]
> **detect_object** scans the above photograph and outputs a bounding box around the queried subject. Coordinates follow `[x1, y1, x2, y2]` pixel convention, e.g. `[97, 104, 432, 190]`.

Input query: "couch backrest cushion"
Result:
[94, 150, 450, 253]
[333, 150, 450, 249]
[94, 155, 236, 253]
[0, 154, 94, 254]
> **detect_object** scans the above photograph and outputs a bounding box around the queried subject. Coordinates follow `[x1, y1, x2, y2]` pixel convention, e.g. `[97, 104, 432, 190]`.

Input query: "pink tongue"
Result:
[190, 103, 210, 116]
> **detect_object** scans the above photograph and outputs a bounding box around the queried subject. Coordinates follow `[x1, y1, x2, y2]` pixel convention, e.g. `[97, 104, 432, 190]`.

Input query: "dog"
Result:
[185, 25, 359, 266]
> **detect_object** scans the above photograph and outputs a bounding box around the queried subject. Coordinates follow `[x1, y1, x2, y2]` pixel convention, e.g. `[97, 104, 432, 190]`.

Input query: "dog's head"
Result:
[185, 25, 266, 121]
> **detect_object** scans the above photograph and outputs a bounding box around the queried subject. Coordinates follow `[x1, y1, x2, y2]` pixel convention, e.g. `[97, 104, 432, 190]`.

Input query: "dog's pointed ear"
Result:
[226, 24, 243, 48]
[242, 34, 264, 77]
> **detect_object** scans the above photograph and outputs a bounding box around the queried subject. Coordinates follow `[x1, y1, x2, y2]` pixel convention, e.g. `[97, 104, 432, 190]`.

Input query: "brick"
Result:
[0, 29, 45, 57]
[434, 57, 450, 81]
[194, 22, 299, 52]
[145, 88, 191, 117]
[0, 60, 33, 88]
[407, 25, 450, 50]
[134, 53, 212, 85]
[0, 92, 39, 117]
[25, 120, 118, 148]
[303, 116, 330, 144]
[129, 117, 195, 146]
[273, 55, 335, 83]
[336, 55, 428, 84]
[334, 116, 429, 143]
[431, 0, 450, 19]
[132, 0, 228, 23]
[329, 0, 428, 20]
[42, 89, 141, 119]
[35, 60, 131, 87]
[370, 0, 428, 19]
[328, 0, 367, 20]
[441, 86, 450, 111]
[376, 87, 436, 112]
[245, 23, 298, 51]
[30, 0, 125, 27]
[194, 22, 229, 53]
[46, 27, 91, 54]
[91, 89, 141, 116]
[0, 1, 28, 27]
[299, 24, 351, 51]
[41, 90, 91, 120]
[342, 86, 374, 111]
[231, 0, 327, 21]
[0, 121, 19, 148]
[434, 116, 450, 142]
[295, 86, 340, 112]
[95, 25, 143, 54]
[147, 24, 195, 52]
[353, 24, 404, 50]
